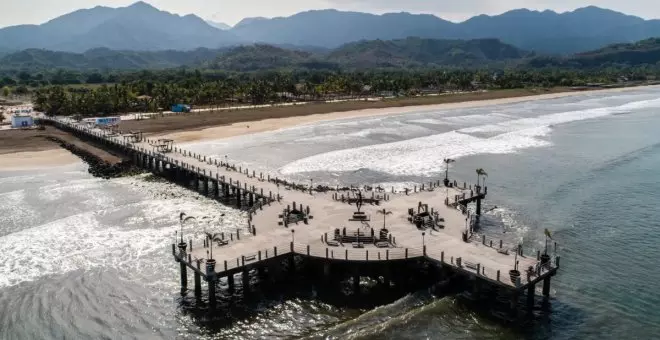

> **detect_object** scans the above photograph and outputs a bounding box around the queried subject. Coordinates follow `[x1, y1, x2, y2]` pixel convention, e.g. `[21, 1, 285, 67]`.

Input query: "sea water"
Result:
[2, 87, 660, 339]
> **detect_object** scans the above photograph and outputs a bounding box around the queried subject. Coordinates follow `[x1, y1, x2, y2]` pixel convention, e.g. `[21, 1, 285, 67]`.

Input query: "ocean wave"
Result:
[280, 127, 551, 176]
[460, 97, 660, 135]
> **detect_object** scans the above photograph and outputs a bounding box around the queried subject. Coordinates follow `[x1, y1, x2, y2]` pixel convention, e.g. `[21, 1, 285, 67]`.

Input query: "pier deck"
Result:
[45, 117, 559, 300]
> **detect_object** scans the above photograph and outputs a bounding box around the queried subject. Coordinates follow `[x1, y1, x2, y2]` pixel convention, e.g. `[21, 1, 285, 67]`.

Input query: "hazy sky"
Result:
[1, 0, 658, 28]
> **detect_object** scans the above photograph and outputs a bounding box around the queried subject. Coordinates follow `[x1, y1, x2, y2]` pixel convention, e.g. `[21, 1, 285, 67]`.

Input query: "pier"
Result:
[42, 117, 560, 318]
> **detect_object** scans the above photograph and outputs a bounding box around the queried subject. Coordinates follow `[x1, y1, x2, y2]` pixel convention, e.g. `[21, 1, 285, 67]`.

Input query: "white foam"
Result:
[460, 98, 660, 134]
[280, 127, 551, 176]
[408, 118, 446, 125]
[0, 174, 246, 288]
[280, 97, 660, 177]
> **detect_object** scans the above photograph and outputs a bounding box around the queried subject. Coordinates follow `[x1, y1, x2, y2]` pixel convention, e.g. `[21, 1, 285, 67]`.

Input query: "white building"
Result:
[11, 114, 34, 128]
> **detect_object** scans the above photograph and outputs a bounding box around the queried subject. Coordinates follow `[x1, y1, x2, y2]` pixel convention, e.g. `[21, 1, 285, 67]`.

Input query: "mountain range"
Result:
[0, 2, 239, 52]
[1, 2, 660, 55]
[5, 36, 658, 73]
[0, 38, 530, 71]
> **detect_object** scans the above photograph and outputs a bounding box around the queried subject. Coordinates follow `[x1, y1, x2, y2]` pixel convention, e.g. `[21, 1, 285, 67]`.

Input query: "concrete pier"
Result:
[41, 117, 560, 318]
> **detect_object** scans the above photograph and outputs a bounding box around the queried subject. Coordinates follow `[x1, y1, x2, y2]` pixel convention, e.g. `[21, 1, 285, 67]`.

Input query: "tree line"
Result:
[29, 67, 659, 117]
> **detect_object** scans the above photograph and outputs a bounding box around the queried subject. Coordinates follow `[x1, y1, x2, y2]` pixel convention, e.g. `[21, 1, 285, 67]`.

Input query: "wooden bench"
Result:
[244, 255, 256, 262]
[464, 261, 478, 270]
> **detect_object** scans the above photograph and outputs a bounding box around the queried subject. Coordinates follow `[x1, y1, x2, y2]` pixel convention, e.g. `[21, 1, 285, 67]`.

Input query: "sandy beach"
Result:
[0, 85, 655, 170]
[0, 149, 79, 171]
[156, 86, 651, 143]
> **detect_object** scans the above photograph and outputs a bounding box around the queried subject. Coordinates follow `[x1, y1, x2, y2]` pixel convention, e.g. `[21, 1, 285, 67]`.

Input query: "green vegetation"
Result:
[0, 38, 525, 74]
[530, 38, 660, 68]
[1, 37, 656, 118]
[31, 67, 658, 117]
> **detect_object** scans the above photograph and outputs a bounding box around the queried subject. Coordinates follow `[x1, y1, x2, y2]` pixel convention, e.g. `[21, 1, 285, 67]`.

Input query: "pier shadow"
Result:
[454, 286, 587, 340]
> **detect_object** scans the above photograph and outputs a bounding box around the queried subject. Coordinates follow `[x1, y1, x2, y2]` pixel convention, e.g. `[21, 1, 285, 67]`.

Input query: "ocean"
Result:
[2, 87, 660, 339]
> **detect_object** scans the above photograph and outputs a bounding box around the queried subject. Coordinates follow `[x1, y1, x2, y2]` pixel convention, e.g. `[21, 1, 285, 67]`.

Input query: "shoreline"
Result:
[154, 85, 655, 143]
[1, 85, 656, 170]
[0, 149, 80, 171]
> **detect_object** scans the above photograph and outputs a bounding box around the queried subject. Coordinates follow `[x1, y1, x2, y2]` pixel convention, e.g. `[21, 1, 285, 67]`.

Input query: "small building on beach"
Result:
[11, 114, 34, 128]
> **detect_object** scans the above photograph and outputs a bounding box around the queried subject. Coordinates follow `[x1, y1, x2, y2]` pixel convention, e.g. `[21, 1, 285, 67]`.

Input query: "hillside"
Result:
[0, 1, 238, 52]
[0, 38, 528, 71]
[528, 38, 660, 68]
[0, 47, 227, 70]
[328, 38, 528, 68]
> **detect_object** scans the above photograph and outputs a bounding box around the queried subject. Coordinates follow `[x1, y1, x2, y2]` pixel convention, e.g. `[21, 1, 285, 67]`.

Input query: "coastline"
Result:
[155, 85, 654, 143]
[0, 85, 655, 170]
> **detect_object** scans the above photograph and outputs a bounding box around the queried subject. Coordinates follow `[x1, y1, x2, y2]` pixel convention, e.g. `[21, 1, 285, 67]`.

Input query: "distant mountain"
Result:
[327, 37, 528, 68]
[206, 20, 231, 30]
[4, 3, 660, 56]
[230, 7, 660, 54]
[0, 47, 229, 70]
[0, 1, 239, 52]
[0, 38, 528, 72]
[231, 10, 454, 48]
[529, 38, 660, 68]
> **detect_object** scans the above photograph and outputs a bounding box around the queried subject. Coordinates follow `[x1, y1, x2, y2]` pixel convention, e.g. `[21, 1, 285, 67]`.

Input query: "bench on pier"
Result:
[346, 197, 380, 206]
[279, 208, 309, 226]
[244, 254, 256, 262]
[333, 227, 392, 246]
[326, 240, 340, 247]
[352, 242, 364, 248]
[464, 261, 478, 271]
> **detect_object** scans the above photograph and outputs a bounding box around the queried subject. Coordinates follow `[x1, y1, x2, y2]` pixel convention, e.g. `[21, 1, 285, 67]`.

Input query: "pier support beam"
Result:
[353, 274, 360, 295]
[206, 260, 217, 308]
[476, 197, 482, 215]
[542, 277, 551, 298]
[510, 291, 519, 316]
[228, 273, 235, 293]
[194, 270, 202, 298]
[178, 242, 188, 290]
[527, 283, 535, 312]
[242, 269, 250, 294]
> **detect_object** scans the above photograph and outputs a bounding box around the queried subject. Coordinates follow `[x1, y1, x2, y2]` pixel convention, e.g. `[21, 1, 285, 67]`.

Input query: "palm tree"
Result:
[475, 168, 488, 188]
[205, 232, 223, 260]
[377, 208, 393, 230]
[443, 158, 455, 185]
[204, 213, 225, 260]
[179, 212, 196, 244]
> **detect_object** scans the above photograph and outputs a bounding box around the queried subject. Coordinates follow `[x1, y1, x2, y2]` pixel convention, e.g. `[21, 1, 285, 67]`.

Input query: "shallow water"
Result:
[2, 87, 660, 339]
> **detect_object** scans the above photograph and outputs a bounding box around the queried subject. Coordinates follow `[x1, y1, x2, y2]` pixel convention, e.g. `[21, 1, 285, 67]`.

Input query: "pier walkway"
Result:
[43, 117, 559, 311]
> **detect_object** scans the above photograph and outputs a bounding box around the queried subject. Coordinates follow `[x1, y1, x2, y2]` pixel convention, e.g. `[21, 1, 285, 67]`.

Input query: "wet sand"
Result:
[0, 126, 119, 171]
[153, 86, 649, 143]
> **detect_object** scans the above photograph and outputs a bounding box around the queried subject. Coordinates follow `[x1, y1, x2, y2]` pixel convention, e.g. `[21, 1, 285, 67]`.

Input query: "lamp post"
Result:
[224, 155, 228, 169]
[291, 229, 295, 243]
[443, 158, 455, 186]
[422, 231, 426, 247]
[310, 178, 313, 195]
